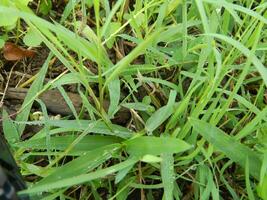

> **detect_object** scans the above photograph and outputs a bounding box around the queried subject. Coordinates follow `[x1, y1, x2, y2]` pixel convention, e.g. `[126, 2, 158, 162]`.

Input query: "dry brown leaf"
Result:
[3, 42, 36, 61]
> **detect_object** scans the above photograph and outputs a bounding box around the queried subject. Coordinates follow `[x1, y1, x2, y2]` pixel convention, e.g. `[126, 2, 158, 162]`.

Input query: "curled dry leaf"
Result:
[3, 42, 36, 61]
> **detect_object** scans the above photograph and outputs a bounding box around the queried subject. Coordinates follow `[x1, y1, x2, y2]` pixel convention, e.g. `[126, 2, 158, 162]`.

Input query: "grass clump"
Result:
[1, 0, 267, 199]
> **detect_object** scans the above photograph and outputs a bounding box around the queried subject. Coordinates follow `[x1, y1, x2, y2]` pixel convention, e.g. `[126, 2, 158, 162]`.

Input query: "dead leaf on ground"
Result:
[3, 42, 36, 61]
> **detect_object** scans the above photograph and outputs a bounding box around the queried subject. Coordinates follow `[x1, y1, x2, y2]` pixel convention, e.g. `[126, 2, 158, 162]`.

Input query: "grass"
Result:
[1, 0, 267, 199]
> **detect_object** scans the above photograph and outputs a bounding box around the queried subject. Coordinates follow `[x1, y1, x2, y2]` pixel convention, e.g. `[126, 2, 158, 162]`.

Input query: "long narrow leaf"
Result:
[125, 136, 192, 156]
[190, 118, 262, 179]
[20, 157, 138, 194]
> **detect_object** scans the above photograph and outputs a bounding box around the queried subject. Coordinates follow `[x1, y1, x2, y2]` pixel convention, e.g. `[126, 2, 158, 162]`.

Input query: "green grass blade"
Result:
[161, 152, 174, 200]
[124, 136, 192, 156]
[104, 30, 162, 86]
[36, 144, 121, 185]
[20, 157, 138, 194]
[101, 0, 124, 37]
[203, 0, 267, 25]
[257, 174, 267, 199]
[15, 54, 53, 135]
[108, 78, 120, 117]
[208, 33, 267, 87]
[245, 158, 256, 200]
[190, 118, 262, 179]
[2, 109, 20, 144]
[16, 120, 133, 139]
[235, 106, 267, 140]
[15, 135, 122, 153]
[146, 90, 177, 133]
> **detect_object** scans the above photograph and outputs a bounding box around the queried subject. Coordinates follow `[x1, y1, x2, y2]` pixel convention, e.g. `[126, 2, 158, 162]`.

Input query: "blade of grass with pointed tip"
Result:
[104, 30, 161, 86]
[207, 33, 267, 87]
[101, 0, 124, 37]
[124, 136, 192, 156]
[57, 86, 79, 119]
[108, 78, 120, 117]
[155, 1, 168, 29]
[146, 90, 177, 133]
[36, 144, 121, 185]
[20, 156, 138, 194]
[15, 135, 122, 152]
[141, 77, 180, 91]
[15, 120, 133, 139]
[235, 106, 267, 140]
[16, 53, 52, 135]
[2, 109, 20, 144]
[203, 0, 267, 25]
[190, 118, 262, 179]
[115, 162, 135, 184]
